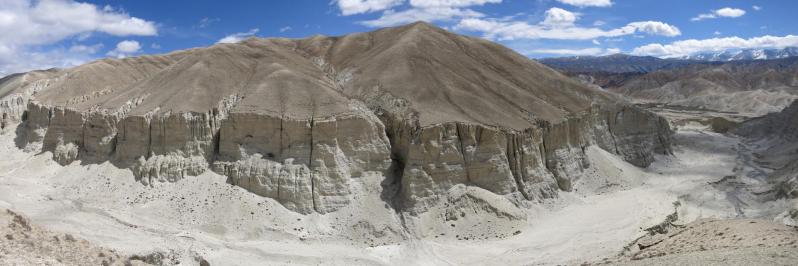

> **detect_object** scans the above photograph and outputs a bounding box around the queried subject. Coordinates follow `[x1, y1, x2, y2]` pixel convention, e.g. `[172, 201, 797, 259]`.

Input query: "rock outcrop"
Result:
[735, 101, 798, 198]
[5, 22, 673, 219]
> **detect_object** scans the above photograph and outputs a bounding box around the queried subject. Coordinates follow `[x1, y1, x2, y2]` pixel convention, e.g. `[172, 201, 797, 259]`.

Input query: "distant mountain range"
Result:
[537, 54, 697, 74]
[681, 47, 798, 61]
[538, 47, 798, 74]
[539, 50, 798, 116]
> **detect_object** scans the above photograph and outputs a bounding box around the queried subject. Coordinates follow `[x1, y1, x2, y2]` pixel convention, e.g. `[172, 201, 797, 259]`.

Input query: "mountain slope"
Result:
[611, 57, 798, 116]
[0, 22, 672, 241]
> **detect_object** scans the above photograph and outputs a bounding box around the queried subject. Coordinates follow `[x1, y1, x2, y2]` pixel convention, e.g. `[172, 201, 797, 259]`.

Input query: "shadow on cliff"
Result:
[380, 153, 404, 211]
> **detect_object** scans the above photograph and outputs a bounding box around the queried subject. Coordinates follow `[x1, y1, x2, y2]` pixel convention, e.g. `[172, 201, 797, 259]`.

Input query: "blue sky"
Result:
[1, 0, 797, 75]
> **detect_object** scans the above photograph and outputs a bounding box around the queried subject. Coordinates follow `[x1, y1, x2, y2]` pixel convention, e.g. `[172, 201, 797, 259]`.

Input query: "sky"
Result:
[1, 0, 797, 76]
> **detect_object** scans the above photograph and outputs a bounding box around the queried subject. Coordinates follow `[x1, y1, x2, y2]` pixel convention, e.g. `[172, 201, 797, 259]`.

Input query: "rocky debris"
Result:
[0, 209, 154, 266]
[6, 22, 673, 222]
[608, 219, 798, 265]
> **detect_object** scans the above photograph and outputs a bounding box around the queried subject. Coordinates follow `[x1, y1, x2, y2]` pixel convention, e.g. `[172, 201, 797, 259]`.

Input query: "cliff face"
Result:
[19, 100, 671, 215]
[735, 101, 798, 198]
[5, 22, 673, 221]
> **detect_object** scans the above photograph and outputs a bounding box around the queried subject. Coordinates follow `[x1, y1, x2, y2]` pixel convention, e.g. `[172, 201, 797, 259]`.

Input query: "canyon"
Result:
[1, 22, 797, 265]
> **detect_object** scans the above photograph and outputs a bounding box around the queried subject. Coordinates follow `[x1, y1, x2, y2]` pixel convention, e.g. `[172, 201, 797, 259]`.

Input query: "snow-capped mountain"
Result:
[682, 47, 798, 61]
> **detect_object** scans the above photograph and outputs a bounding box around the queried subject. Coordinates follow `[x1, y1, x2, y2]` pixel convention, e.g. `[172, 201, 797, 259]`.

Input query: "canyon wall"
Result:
[16, 100, 672, 215]
[735, 101, 798, 199]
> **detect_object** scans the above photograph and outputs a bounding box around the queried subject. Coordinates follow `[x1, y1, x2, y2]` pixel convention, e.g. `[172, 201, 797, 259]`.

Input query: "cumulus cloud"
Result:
[542, 7, 578, 27]
[454, 8, 680, 40]
[335, 0, 404, 16]
[626, 21, 681, 36]
[106, 40, 141, 58]
[217, 28, 259, 44]
[279, 26, 292, 33]
[752, 5, 761, 11]
[556, 0, 612, 8]
[0, 0, 158, 75]
[632, 35, 798, 58]
[691, 7, 746, 21]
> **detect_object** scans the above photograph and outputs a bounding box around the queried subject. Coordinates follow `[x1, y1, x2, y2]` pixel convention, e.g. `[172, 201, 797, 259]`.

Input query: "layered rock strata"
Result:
[19, 100, 671, 214]
[7, 22, 673, 216]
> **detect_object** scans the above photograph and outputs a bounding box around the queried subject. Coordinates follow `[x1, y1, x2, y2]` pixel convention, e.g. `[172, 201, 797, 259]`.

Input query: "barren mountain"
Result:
[735, 100, 798, 201]
[543, 56, 798, 116]
[612, 57, 798, 116]
[0, 21, 672, 244]
[539, 54, 699, 74]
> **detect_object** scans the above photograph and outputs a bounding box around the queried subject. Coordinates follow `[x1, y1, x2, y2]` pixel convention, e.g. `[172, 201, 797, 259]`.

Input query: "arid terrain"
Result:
[1, 22, 797, 266]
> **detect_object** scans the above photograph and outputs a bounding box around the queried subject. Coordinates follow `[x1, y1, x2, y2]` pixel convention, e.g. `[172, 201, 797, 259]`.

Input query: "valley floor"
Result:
[0, 122, 795, 265]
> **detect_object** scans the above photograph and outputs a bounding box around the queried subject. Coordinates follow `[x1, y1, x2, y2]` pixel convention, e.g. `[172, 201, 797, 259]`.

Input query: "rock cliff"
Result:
[735, 101, 798, 198]
[3, 22, 672, 223]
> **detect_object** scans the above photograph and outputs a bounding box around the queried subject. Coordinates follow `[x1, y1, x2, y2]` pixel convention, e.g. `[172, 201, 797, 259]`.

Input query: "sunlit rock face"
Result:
[5, 22, 672, 220]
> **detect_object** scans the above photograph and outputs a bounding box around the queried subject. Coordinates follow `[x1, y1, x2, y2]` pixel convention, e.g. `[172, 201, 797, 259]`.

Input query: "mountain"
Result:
[610, 57, 798, 116]
[735, 100, 798, 199]
[682, 47, 798, 61]
[0, 22, 672, 240]
[538, 54, 699, 74]
[540, 51, 798, 116]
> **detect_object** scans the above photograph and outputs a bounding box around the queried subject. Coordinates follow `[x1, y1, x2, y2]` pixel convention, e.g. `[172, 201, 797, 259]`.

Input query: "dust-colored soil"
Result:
[1, 208, 167, 266]
[604, 219, 798, 265]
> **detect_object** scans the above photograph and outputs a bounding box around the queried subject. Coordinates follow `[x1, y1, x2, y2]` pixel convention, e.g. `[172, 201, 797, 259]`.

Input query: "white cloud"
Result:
[0, 47, 96, 75]
[632, 35, 798, 58]
[752, 5, 761, 11]
[714, 31, 721, 35]
[150, 43, 161, 49]
[353, 0, 504, 27]
[715, 7, 746, 17]
[335, 0, 404, 16]
[626, 21, 681, 36]
[542, 7, 578, 27]
[0, 0, 158, 75]
[691, 7, 746, 21]
[106, 40, 141, 58]
[68, 43, 103, 54]
[360, 7, 483, 27]
[279, 26, 292, 33]
[556, 0, 612, 8]
[217, 28, 259, 44]
[531, 47, 601, 56]
[408, 0, 501, 8]
[530, 47, 620, 56]
[592, 39, 600, 45]
[454, 8, 680, 40]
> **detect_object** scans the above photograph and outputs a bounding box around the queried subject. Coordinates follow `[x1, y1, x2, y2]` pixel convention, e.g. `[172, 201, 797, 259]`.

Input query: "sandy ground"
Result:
[609, 218, 798, 265]
[1, 208, 161, 265]
[0, 122, 795, 265]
